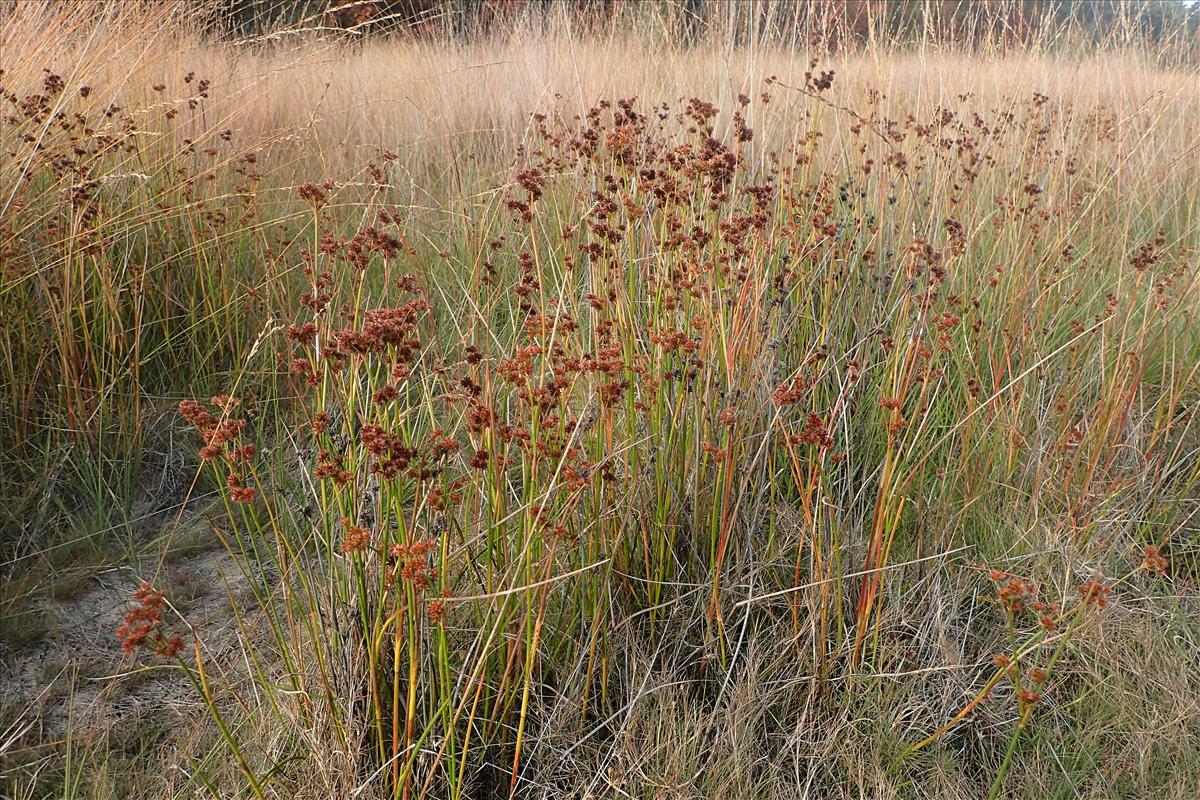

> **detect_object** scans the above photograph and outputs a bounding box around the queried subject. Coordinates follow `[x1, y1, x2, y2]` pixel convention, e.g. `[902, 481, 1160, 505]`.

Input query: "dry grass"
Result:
[6, 2, 1197, 175]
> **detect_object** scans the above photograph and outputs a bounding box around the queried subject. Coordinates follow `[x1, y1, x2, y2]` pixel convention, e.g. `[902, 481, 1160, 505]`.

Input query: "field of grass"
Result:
[2, 1, 1199, 798]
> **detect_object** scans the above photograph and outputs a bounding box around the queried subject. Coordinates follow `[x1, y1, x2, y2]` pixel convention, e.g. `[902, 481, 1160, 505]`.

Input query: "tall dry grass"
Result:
[6, 2, 1197, 177]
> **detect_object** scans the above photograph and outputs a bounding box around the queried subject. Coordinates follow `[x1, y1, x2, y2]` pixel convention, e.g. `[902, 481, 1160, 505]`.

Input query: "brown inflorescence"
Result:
[339, 518, 372, 554]
[116, 582, 185, 658]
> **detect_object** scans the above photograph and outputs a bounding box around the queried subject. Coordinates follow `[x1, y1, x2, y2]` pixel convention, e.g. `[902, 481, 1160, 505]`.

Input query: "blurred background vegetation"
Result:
[211, 0, 1200, 53]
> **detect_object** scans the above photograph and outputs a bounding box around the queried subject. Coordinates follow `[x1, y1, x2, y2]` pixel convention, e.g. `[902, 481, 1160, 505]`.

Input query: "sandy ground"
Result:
[0, 520, 247, 756]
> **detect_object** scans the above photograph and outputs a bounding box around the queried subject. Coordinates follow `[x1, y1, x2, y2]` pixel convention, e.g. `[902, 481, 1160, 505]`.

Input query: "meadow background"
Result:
[2, 1, 1199, 798]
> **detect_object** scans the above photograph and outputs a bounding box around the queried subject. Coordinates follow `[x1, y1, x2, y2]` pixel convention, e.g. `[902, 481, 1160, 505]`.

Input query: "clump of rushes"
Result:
[114, 63, 1199, 798]
[0, 53, 285, 560]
